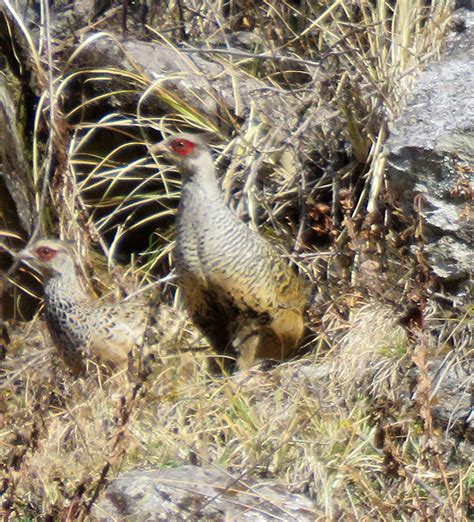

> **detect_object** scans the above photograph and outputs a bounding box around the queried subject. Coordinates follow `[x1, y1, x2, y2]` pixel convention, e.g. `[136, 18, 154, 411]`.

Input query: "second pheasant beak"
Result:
[16, 248, 39, 273]
[16, 248, 34, 261]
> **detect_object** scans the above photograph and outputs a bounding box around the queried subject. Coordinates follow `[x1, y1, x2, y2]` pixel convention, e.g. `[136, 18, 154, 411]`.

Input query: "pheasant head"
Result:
[152, 133, 215, 179]
[18, 239, 76, 279]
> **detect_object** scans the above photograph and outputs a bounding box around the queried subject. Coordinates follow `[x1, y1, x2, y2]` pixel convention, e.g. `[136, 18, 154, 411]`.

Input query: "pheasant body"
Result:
[43, 274, 90, 372]
[19, 240, 198, 374]
[45, 274, 146, 371]
[156, 134, 308, 367]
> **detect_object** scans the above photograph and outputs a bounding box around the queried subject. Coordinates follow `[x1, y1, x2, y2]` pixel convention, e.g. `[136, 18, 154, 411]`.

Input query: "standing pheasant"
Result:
[18, 239, 196, 374]
[153, 133, 308, 369]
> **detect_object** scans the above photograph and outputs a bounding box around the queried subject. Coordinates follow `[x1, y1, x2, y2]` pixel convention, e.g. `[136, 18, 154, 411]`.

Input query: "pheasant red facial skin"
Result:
[170, 138, 197, 157]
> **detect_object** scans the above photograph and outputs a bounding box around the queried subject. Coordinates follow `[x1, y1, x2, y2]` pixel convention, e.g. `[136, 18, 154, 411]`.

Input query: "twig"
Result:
[179, 45, 321, 68]
[366, 124, 387, 216]
[121, 273, 177, 302]
[34, 0, 56, 243]
[238, 127, 284, 224]
[81, 383, 143, 518]
[402, 466, 446, 507]
[175, 0, 187, 41]
[294, 161, 307, 253]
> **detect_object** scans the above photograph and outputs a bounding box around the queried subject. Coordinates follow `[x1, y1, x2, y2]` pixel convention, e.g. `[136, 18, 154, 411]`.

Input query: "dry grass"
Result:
[1, 302, 471, 519]
[1, 0, 471, 519]
[2, 0, 454, 279]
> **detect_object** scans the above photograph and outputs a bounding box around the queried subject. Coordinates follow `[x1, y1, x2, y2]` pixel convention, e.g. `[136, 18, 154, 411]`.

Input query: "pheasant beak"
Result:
[16, 247, 40, 273]
[16, 247, 34, 261]
[149, 142, 169, 156]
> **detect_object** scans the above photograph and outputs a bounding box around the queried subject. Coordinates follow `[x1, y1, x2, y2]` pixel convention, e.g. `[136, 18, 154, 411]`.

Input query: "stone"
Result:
[0, 78, 34, 234]
[66, 33, 330, 164]
[92, 465, 317, 521]
[384, 10, 474, 290]
[426, 356, 473, 443]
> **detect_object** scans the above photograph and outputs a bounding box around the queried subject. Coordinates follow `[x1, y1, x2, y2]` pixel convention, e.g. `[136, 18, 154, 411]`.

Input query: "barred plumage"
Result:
[18, 239, 198, 374]
[154, 133, 308, 369]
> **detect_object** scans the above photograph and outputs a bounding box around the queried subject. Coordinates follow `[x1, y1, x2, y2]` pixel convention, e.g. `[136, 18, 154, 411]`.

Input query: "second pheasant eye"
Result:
[36, 246, 57, 261]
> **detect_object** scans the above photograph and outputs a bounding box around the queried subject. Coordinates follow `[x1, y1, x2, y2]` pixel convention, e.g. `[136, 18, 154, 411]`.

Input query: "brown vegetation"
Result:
[0, 1, 471, 519]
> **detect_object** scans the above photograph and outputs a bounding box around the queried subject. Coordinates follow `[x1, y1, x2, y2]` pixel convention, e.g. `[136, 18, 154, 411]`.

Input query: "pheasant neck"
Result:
[181, 155, 222, 200]
[44, 270, 89, 306]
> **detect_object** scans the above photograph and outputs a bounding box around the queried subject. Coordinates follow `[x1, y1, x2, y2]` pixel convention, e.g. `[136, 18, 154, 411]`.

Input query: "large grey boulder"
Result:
[385, 10, 473, 290]
[93, 465, 318, 521]
[67, 34, 328, 159]
[0, 78, 34, 234]
[422, 355, 473, 443]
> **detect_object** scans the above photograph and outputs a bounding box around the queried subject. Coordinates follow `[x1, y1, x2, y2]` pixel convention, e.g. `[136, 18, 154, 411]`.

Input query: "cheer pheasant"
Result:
[18, 239, 194, 374]
[153, 133, 308, 369]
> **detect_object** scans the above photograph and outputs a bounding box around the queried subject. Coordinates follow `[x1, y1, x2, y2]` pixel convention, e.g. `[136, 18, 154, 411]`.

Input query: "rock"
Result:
[93, 465, 317, 521]
[62, 33, 336, 248]
[384, 10, 474, 290]
[68, 34, 324, 144]
[404, 354, 473, 445]
[426, 356, 473, 443]
[423, 236, 471, 281]
[454, 1, 474, 9]
[0, 78, 34, 234]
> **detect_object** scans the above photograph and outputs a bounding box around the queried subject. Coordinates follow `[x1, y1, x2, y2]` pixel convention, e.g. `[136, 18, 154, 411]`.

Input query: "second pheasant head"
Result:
[151, 133, 216, 179]
[18, 239, 76, 279]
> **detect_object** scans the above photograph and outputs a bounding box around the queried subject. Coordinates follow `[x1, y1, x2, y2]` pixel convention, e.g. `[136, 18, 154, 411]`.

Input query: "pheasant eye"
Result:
[170, 138, 196, 157]
[35, 246, 57, 261]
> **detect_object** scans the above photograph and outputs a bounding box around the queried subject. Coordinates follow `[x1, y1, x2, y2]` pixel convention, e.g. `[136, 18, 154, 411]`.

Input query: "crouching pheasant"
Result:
[18, 239, 196, 375]
[153, 133, 308, 369]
